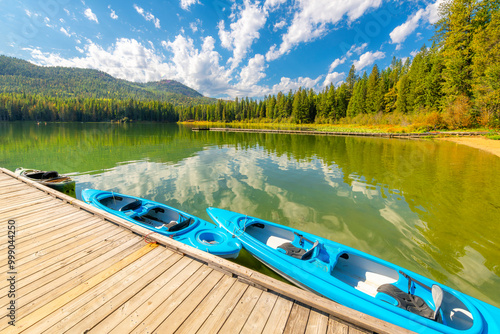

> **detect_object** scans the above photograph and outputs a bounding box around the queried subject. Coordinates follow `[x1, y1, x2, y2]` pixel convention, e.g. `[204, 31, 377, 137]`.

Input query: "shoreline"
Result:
[438, 136, 500, 157]
[190, 124, 500, 157]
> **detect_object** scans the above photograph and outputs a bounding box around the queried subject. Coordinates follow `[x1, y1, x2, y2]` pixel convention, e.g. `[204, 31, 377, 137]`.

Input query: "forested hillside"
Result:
[178, 0, 499, 129]
[0, 55, 213, 121]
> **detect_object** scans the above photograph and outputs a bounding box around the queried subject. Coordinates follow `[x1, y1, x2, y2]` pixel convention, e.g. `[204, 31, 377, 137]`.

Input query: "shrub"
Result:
[443, 96, 473, 129]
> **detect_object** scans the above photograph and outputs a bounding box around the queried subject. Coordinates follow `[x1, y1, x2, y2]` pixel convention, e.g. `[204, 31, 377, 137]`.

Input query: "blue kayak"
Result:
[207, 207, 500, 334]
[81, 189, 241, 259]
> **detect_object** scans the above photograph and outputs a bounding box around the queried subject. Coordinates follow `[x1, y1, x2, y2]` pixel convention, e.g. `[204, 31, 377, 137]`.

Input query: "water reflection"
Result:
[1, 122, 499, 307]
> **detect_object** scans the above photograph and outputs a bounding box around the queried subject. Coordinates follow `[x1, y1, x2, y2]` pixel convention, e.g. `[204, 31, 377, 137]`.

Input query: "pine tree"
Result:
[366, 65, 380, 114]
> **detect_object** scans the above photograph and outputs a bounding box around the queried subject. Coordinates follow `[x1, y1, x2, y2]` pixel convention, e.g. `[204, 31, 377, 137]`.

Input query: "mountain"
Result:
[0, 55, 214, 105]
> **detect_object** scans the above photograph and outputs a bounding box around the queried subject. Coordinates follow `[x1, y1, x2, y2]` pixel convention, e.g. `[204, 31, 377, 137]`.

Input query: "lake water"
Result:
[1, 122, 499, 307]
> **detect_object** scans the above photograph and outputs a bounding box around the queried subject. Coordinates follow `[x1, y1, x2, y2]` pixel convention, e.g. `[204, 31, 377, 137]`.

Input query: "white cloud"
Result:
[84, 8, 98, 23]
[180, 0, 200, 10]
[329, 57, 346, 72]
[410, 49, 419, 57]
[266, 0, 382, 61]
[323, 72, 344, 87]
[189, 19, 202, 33]
[389, 0, 445, 46]
[264, 0, 287, 11]
[134, 4, 161, 29]
[239, 54, 266, 87]
[389, 9, 424, 45]
[28, 38, 173, 83]
[25, 9, 32, 17]
[163, 35, 233, 96]
[109, 7, 118, 20]
[273, 19, 286, 32]
[353, 51, 385, 70]
[217, 1, 267, 70]
[60, 27, 72, 37]
[270, 76, 323, 95]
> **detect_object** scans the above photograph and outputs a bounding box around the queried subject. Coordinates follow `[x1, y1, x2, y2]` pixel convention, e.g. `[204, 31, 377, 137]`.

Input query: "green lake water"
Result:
[1, 122, 499, 307]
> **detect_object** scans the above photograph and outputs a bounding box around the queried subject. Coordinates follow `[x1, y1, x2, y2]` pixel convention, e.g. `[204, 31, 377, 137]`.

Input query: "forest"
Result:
[0, 0, 499, 129]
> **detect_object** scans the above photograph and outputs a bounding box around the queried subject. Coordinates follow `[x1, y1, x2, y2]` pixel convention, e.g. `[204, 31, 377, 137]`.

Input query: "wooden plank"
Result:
[305, 309, 329, 334]
[0, 229, 135, 297]
[0, 237, 145, 322]
[239, 291, 279, 334]
[153, 270, 226, 333]
[283, 301, 311, 334]
[0, 223, 119, 277]
[0, 216, 104, 266]
[24, 245, 168, 333]
[0, 197, 56, 216]
[0, 184, 31, 195]
[0, 211, 94, 251]
[0, 200, 67, 222]
[0, 188, 45, 202]
[217, 285, 263, 334]
[86, 256, 195, 333]
[327, 316, 349, 334]
[261, 295, 295, 334]
[126, 265, 217, 333]
[108, 261, 209, 334]
[0, 243, 158, 334]
[192, 281, 249, 334]
[173, 276, 237, 334]
[0, 210, 90, 242]
[60, 250, 183, 333]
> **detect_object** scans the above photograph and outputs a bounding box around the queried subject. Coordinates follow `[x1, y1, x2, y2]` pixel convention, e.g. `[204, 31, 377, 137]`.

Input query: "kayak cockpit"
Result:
[99, 195, 141, 211]
[331, 253, 399, 297]
[134, 207, 194, 232]
[99, 195, 194, 232]
[331, 252, 475, 330]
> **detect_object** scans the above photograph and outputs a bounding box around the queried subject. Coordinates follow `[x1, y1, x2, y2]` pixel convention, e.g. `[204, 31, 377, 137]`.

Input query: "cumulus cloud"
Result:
[323, 72, 344, 87]
[189, 19, 202, 33]
[162, 35, 234, 96]
[270, 76, 323, 95]
[266, 0, 382, 61]
[60, 27, 72, 37]
[264, 0, 287, 11]
[389, 0, 445, 46]
[273, 19, 286, 32]
[238, 54, 267, 87]
[353, 51, 385, 70]
[180, 0, 200, 10]
[329, 57, 346, 72]
[84, 8, 98, 23]
[134, 4, 161, 29]
[217, 1, 267, 70]
[28, 38, 173, 83]
[109, 6, 118, 20]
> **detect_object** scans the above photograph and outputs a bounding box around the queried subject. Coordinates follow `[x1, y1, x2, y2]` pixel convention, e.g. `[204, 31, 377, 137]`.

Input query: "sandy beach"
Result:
[439, 136, 500, 157]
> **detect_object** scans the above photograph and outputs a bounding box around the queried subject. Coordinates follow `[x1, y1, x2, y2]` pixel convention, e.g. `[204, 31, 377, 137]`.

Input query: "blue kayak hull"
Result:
[81, 190, 241, 258]
[207, 207, 500, 333]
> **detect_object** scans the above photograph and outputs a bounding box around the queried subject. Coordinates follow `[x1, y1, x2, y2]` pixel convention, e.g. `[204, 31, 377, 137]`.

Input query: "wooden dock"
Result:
[0, 167, 412, 334]
[207, 127, 489, 138]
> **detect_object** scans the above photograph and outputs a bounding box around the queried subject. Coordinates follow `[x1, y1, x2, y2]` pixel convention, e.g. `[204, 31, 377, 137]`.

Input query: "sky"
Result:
[0, 0, 445, 99]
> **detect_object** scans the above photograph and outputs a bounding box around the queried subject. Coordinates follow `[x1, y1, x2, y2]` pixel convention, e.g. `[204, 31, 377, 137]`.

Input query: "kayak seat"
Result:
[377, 284, 435, 319]
[278, 242, 306, 259]
[166, 217, 193, 232]
[119, 200, 142, 211]
[43, 171, 59, 179]
[278, 240, 319, 260]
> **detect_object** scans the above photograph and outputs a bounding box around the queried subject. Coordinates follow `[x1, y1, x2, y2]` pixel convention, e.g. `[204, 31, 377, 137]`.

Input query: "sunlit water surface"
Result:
[1, 122, 499, 307]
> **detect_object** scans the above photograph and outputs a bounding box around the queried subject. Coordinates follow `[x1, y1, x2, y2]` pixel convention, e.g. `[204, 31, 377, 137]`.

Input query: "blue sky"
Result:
[0, 0, 444, 99]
